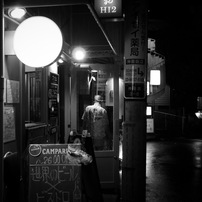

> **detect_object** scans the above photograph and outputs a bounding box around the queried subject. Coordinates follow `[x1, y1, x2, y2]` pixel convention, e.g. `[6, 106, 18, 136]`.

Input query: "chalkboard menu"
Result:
[48, 73, 59, 118]
[28, 144, 82, 202]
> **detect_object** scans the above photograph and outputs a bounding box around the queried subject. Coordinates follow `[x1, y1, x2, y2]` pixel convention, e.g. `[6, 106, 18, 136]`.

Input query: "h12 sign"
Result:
[94, 0, 122, 18]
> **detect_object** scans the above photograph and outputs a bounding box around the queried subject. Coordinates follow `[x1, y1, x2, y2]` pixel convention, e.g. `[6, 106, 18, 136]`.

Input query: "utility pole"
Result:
[0, 1, 4, 201]
[122, 0, 147, 201]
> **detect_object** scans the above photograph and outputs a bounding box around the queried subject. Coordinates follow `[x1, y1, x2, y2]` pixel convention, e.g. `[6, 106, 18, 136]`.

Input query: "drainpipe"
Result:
[0, 0, 4, 201]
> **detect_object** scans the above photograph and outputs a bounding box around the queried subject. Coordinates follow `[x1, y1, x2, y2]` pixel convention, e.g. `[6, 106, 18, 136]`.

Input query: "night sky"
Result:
[148, 0, 202, 111]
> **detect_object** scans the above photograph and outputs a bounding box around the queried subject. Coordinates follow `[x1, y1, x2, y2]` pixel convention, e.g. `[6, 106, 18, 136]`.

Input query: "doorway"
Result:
[74, 64, 122, 192]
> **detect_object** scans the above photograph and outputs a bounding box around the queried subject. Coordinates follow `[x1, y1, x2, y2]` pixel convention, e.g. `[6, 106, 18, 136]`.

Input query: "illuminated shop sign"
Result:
[124, 2, 147, 99]
[94, 0, 122, 18]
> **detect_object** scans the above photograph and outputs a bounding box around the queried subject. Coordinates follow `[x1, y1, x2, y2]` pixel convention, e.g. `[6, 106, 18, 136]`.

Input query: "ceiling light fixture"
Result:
[58, 58, 64, 64]
[8, 7, 27, 19]
[72, 47, 86, 61]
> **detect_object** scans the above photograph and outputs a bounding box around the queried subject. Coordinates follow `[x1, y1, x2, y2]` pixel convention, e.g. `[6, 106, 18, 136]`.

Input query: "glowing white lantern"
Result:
[72, 47, 86, 61]
[150, 70, 161, 85]
[13, 16, 63, 68]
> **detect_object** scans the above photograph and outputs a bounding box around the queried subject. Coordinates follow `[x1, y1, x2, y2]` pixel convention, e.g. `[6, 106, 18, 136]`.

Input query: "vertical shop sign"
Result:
[97, 70, 108, 101]
[146, 118, 154, 133]
[48, 73, 59, 142]
[124, 1, 147, 99]
[48, 73, 59, 118]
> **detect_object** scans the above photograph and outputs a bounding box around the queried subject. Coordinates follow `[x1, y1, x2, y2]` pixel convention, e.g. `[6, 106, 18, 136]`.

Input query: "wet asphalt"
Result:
[146, 138, 202, 202]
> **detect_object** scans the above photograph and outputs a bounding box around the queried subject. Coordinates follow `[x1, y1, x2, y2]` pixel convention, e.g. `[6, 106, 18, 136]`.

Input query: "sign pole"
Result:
[122, 0, 147, 201]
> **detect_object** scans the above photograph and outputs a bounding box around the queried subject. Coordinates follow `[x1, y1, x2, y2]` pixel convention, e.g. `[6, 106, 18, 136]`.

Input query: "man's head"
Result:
[94, 95, 103, 103]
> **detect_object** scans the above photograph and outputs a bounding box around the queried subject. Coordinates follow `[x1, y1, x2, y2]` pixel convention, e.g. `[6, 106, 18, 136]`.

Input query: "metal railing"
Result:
[153, 111, 186, 137]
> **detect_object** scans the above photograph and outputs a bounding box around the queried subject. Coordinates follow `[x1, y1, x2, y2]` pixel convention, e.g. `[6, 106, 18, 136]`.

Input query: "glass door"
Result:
[77, 64, 122, 192]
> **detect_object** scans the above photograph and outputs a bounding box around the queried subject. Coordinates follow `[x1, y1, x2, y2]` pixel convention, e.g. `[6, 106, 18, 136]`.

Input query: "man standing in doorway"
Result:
[81, 94, 111, 202]
[82, 94, 110, 150]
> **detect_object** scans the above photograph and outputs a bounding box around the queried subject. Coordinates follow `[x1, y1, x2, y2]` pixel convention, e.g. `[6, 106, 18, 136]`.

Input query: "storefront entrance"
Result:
[65, 63, 123, 192]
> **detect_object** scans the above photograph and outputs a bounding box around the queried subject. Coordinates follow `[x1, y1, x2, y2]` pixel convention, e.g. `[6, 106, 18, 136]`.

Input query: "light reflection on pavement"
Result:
[146, 139, 202, 202]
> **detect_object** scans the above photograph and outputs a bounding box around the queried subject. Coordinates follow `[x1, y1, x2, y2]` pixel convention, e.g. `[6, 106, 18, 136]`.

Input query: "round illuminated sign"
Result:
[13, 16, 63, 68]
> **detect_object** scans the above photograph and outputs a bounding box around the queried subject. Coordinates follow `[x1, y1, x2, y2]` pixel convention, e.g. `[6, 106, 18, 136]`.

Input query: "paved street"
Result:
[146, 138, 202, 202]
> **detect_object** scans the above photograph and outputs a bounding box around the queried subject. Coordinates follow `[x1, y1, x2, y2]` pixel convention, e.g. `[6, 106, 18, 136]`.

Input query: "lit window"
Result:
[150, 70, 160, 85]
